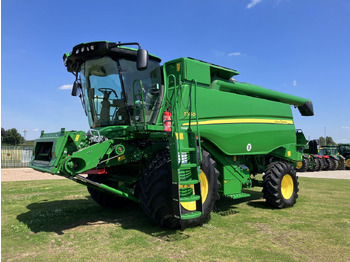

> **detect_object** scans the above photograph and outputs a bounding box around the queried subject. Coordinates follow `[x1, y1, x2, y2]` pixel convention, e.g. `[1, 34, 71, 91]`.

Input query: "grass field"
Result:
[2, 177, 350, 261]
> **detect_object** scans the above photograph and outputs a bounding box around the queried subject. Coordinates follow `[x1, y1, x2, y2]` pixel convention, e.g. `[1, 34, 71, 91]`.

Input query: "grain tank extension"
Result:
[30, 41, 314, 229]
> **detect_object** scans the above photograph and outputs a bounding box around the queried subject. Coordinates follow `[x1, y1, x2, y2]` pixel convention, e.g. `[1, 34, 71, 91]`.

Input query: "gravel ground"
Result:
[1, 168, 66, 182]
[297, 170, 350, 179]
[1, 168, 350, 182]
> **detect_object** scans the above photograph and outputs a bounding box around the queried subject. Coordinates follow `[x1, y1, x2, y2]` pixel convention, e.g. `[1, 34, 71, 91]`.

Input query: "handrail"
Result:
[167, 74, 184, 168]
[132, 79, 146, 128]
[190, 79, 202, 163]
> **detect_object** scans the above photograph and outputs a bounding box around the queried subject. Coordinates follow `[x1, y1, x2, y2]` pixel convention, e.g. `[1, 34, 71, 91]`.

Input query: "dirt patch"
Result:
[297, 170, 350, 180]
[1, 168, 65, 182]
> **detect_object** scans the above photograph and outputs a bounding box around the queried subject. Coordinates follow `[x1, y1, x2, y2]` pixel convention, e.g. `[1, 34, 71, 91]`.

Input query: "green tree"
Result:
[326, 136, 337, 146]
[1, 128, 7, 142]
[319, 136, 337, 146]
[319, 136, 326, 146]
[3, 128, 25, 145]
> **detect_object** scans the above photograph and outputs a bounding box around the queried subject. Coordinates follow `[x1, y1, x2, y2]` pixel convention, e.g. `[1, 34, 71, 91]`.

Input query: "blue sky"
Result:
[2, 0, 350, 142]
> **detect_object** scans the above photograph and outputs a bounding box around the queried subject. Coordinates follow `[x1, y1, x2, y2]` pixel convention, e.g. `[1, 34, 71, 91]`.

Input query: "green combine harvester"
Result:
[30, 41, 314, 229]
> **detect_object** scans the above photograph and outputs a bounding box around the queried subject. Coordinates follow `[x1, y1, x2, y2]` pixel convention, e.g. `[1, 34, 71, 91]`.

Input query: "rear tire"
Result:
[327, 158, 337, 170]
[323, 158, 331, 170]
[345, 157, 350, 170]
[318, 158, 326, 170]
[337, 158, 345, 170]
[331, 158, 339, 170]
[263, 161, 299, 208]
[311, 157, 321, 171]
[296, 156, 309, 172]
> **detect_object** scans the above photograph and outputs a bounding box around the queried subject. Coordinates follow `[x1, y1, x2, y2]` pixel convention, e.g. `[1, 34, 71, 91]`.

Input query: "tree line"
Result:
[1, 128, 25, 146]
[319, 136, 337, 146]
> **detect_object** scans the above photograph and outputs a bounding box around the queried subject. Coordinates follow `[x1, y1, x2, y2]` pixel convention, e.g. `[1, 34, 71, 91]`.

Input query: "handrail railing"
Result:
[190, 79, 202, 163]
[132, 79, 146, 129]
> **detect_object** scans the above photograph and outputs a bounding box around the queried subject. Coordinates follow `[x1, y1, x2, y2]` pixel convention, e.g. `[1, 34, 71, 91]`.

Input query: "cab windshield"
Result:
[79, 56, 162, 128]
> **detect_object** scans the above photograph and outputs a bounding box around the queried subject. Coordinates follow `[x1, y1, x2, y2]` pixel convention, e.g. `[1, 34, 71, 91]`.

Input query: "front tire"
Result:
[263, 161, 299, 208]
[138, 149, 220, 229]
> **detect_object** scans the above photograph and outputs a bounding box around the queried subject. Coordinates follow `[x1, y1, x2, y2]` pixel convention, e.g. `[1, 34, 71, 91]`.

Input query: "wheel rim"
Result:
[346, 159, 350, 168]
[281, 174, 294, 200]
[180, 170, 208, 211]
[296, 161, 303, 169]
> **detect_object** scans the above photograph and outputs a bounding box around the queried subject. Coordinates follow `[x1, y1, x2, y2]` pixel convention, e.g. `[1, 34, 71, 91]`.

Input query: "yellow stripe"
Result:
[182, 118, 293, 126]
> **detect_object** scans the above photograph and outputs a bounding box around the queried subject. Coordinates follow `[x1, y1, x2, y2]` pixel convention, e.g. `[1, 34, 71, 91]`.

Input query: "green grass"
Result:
[2, 177, 350, 261]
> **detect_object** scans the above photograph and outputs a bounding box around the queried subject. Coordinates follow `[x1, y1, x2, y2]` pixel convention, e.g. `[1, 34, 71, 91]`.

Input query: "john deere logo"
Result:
[247, 144, 252, 152]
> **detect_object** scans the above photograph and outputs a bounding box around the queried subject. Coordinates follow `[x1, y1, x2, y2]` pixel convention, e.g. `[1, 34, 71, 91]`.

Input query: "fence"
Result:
[1, 146, 33, 168]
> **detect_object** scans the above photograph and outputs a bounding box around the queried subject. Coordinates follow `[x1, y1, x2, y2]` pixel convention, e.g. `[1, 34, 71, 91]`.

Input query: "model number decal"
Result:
[184, 112, 196, 117]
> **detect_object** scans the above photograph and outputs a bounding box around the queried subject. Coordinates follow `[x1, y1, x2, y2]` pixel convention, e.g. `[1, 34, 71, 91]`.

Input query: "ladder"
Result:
[167, 75, 203, 223]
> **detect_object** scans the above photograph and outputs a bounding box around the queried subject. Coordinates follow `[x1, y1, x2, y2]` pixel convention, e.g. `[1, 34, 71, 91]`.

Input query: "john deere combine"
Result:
[30, 41, 314, 228]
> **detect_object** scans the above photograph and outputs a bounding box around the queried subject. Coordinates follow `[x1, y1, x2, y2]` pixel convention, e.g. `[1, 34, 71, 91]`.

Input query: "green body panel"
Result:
[163, 58, 304, 161]
[203, 141, 252, 199]
[63, 140, 115, 175]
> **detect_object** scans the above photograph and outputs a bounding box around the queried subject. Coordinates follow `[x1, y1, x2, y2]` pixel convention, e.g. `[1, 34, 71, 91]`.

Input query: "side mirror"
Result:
[137, 49, 149, 71]
[72, 80, 81, 96]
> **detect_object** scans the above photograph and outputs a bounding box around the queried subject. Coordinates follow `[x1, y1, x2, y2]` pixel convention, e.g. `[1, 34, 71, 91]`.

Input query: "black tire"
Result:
[87, 174, 133, 208]
[313, 158, 322, 171]
[327, 158, 337, 171]
[263, 161, 299, 209]
[296, 156, 309, 172]
[345, 157, 350, 170]
[138, 149, 220, 229]
[318, 158, 326, 170]
[323, 158, 331, 170]
[330, 158, 338, 170]
[337, 158, 345, 170]
[308, 156, 320, 172]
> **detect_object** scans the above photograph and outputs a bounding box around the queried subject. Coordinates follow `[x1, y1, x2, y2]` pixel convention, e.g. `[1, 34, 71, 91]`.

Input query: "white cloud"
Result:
[247, 0, 262, 9]
[228, 52, 241, 56]
[293, 80, 297, 86]
[59, 84, 73, 90]
[213, 50, 225, 57]
[32, 128, 40, 132]
[341, 126, 350, 129]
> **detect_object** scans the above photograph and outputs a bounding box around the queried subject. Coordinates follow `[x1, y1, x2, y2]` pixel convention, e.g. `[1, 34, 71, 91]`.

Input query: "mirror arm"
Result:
[116, 42, 141, 49]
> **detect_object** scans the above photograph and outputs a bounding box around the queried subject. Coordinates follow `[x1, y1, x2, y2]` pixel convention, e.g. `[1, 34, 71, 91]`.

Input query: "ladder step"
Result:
[179, 179, 200, 185]
[180, 194, 201, 202]
[181, 211, 202, 220]
[181, 147, 196, 152]
[179, 163, 197, 170]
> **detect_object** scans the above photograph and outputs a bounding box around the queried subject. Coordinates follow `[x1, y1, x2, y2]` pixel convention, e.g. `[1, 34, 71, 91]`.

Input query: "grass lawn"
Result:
[2, 177, 350, 261]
